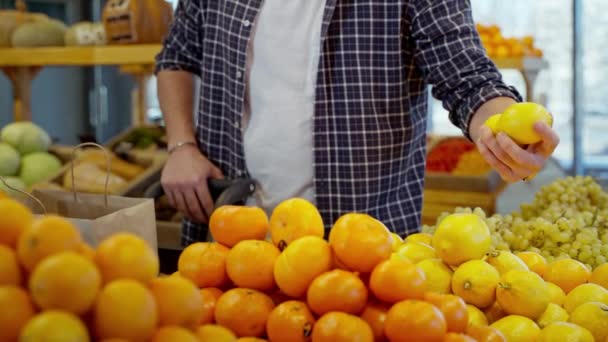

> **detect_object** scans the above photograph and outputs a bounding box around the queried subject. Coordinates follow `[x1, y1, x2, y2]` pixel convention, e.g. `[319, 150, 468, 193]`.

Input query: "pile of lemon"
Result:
[392, 213, 608, 342]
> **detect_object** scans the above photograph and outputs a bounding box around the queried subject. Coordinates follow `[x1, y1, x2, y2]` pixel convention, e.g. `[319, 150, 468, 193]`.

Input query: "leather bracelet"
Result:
[168, 141, 198, 154]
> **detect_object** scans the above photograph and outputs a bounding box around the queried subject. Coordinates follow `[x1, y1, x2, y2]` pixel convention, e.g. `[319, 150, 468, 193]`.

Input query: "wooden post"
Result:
[1, 67, 40, 122]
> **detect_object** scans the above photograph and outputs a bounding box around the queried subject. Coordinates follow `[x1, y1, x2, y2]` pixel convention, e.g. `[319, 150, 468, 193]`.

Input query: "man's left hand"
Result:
[475, 121, 560, 183]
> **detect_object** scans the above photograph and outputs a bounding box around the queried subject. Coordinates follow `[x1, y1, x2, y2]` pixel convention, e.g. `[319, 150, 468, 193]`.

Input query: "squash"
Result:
[0, 10, 48, 46]
[63, 162, 127, 195]
[64, 21, 107, 46]
[11, 19, 67, 47]
[77, 149, 145, 180]
[102, 0, 173, 44]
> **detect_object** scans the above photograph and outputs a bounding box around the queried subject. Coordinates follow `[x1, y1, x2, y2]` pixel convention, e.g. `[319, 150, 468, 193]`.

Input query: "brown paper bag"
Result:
[22, 189, 157, 251]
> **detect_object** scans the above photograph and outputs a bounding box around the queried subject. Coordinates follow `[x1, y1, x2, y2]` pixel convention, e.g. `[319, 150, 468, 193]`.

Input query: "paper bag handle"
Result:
[0, 176, 47, 215]
[70, 142, 111, 207]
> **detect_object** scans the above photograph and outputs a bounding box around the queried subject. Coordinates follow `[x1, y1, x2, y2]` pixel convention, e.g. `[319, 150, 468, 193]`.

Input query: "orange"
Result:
[590, 263, 608, 289]
[360, 301, 389, 342]
[29, 251, 101, 315]
[307, 269, 368, 316]
[237, 338, 267, 342]
[329, 213, 393, 273]
[516, 252, 548, 277]
[443, 333, 476, 342]
[77, 242, 96, 261]
[544, 259, 591, 294]
[369, 258, 426, 303]
[269, 198, 324, 251]
[0, 244, 21, 286]
[17, 215, 82, 272]
[311, 312, 374, 342]
[210, 205, 269, 247]
[19, 310, 90, 342]
[214, 288, 275, 337]
[94, 279, 158, 342]
[273, 236, 332, 298]
[465, 325, 506, 342]
[199, 287, 223, 325]
[0, 198, 33, 248]
[266, 300, 315, 342]
[150, 275, 203, 327]
[226, 240, 280, 291]
[196, 324, 237, 342]
[178, 242, 230, 288]
[484, 302, 506, 324]
[384, 300, 447, 342]
[0, 285, 35, 342]
[425, 292, 468, 333]
[95, 233, 159, 285]
[150, 326, 199, 342]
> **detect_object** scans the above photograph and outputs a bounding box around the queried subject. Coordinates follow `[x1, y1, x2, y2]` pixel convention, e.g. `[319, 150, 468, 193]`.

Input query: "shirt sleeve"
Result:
[408, 0, 523, 138]
[155, 0, 204, 76]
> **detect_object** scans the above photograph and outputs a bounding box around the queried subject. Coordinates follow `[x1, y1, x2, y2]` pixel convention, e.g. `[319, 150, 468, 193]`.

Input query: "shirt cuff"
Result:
[451, 84, 524, 141]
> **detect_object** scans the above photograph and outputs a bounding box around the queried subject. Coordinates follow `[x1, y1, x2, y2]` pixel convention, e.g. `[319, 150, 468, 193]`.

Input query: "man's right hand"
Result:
[161, 145, 224, 223]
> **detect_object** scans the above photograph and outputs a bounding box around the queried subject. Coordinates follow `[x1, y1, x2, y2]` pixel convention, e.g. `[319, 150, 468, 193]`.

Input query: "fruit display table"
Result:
[0, 44, 161, 125]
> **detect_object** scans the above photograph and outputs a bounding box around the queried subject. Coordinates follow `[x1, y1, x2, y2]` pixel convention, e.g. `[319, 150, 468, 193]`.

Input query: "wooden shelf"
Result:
[0, 45, 161, 66]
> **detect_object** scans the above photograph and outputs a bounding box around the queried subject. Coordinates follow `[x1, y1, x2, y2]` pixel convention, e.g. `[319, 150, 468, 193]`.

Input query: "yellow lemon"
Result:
[564, 283, 608, 313]
[546, 282, 566, 306]
[516, 251, 548, 277]
[537, 303, 569, 328]
[432, 213, 491, 266]
[590, 263, 608, 290]
[416, 258, 453, 294]
[490, 315, 540, 342]
[497, 102, 553, 145]
[404, 232, 433, 245]
[390, 233, 403, 252]
[537, 322, 594, 342]
[568, 302, 608, 342]
[466, 304, 489, 327]
[496, 270, 550, 320]
[486, 250, 529, 275]
[452, 260, 500, 309]
[484, 113, 502, 134]
[394, 242, 436, 264]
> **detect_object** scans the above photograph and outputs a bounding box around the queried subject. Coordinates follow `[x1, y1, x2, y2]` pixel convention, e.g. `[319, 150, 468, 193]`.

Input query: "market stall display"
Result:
[0, 192, 606, 342]
[476, 23, 544, 59]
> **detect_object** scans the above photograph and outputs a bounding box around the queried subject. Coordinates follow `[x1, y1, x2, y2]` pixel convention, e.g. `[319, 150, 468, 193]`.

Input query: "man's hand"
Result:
[161, 145, 224, 223]
[475, 122, 560, 183]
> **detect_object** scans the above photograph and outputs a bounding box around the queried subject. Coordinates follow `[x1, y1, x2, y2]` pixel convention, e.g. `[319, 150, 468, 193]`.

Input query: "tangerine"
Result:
[210, 205, 269, 247]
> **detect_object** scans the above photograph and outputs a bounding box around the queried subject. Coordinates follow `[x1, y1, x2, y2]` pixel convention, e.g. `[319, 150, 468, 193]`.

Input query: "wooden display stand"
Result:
[0, 0, 160, 125]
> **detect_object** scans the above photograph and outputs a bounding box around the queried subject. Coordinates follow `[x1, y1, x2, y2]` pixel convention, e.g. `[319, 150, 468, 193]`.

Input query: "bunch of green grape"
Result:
[422, 176, 608, 269]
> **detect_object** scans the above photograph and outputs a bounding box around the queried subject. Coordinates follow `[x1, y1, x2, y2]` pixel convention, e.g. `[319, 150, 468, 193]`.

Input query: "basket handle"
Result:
[70, 142, 111, 206]
[0, 176, 47, 215]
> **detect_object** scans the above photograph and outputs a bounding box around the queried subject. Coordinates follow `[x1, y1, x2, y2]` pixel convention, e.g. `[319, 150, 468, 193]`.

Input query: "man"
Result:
[155, 0, 559, 245]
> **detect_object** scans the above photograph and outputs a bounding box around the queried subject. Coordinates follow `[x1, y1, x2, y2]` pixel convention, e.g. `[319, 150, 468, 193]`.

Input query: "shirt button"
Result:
[236, 170, 243, 177]
[243, 19, 251, 27]
[234, 120, 240, 129]
[236, 70, 243, 79]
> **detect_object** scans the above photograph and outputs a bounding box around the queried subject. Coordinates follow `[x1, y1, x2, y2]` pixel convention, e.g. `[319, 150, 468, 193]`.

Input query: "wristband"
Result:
[168, 141, 198, 154]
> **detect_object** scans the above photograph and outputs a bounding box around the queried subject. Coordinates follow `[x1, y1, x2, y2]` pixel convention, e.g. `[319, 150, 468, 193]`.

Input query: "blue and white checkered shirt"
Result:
[155, 0, 522, 244]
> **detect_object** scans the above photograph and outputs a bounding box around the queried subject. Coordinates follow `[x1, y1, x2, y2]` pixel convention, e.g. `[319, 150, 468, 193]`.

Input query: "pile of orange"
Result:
[476, 23, 544, 59]
[2, 189, 607, 342]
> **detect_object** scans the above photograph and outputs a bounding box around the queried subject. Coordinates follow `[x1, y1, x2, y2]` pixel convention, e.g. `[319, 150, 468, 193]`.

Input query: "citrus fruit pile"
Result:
[413, 211, 608, 342]
[424, 176, 608, 270]
[475, 23, 544, 59]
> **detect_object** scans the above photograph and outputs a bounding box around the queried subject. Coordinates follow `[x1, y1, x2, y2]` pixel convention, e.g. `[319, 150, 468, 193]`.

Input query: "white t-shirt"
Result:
[242, 0, 326, 215]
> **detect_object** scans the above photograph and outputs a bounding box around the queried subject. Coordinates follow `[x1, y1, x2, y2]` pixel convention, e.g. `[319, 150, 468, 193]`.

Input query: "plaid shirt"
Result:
[156, 0, 522, 245]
